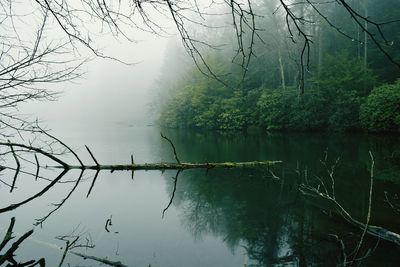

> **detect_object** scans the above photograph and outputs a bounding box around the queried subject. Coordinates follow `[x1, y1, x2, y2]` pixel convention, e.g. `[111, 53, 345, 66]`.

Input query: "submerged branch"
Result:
[300, 184, 400, 246]
[349, 151, 375, 266]
[299, 151, 400, 248]
[71, 251, 128, 267]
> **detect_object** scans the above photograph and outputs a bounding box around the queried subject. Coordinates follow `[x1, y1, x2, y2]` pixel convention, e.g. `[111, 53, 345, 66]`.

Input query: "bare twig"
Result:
[86, 170, 100, 198]
[56, 227, 95, 267]
[0, 169, 68, 214]
[34, 154, 40, 181]
[162, 170, 182, 218]
[0, 217, 15, 252]
[85, 145, 99, 167]
[34, 170, 84, 226]
[384, 191, 400, 214]
[161, 132, 180, 164]
[9, 143, 20, 192]
[349, 151, 374, 267]
[328, 234, 347, 266]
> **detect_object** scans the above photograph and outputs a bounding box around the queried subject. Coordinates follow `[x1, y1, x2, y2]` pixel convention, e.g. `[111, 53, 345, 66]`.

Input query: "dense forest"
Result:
[154, 0, 400, 132]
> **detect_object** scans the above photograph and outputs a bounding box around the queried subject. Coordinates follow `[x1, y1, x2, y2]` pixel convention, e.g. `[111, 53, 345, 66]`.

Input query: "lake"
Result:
[1, 124, 400, 266]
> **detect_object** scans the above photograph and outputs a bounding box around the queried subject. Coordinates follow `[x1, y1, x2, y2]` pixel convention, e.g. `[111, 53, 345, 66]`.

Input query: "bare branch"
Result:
[162, 170, 181, 218]
[161, 132, 180, 164]
[349, 151, 374, 267]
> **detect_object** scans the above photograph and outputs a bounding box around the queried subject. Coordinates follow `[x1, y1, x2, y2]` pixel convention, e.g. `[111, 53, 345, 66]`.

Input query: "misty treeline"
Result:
[1, 0, 399, 136]
[154, 0, 400, 132]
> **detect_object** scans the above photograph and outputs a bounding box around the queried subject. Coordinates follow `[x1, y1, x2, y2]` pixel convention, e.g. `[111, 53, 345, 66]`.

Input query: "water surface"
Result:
[1, 125, 400, 266]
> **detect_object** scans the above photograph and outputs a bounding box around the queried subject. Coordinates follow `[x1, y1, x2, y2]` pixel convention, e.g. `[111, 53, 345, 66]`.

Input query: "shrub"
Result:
[257, 89, 330, 131]
[360, 81, 400, 132]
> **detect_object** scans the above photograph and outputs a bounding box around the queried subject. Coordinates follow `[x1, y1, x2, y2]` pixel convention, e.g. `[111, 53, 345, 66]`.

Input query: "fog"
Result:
[13, 0, 190, 131]
[21, 34, 171, 129]
[12, 0, 232, 132]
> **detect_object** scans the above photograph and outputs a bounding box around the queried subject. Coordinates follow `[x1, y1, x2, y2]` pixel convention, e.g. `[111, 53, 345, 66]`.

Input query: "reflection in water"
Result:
[164, 169, 322, 266]
[1, 127, 400, 266]
[0, 217, 45, 266]
[160, 130, 400, 266]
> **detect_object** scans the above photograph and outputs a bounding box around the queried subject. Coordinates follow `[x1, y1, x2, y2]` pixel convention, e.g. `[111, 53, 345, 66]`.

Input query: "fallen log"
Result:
[51, 161, 283, 171]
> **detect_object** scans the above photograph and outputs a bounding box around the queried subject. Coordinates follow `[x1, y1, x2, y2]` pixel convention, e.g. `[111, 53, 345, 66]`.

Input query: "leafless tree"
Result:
[0, 3, 87, 138]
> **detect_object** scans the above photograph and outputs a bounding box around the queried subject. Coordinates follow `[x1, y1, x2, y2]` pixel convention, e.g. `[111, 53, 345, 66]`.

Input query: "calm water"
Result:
[1, 125, 400, 266]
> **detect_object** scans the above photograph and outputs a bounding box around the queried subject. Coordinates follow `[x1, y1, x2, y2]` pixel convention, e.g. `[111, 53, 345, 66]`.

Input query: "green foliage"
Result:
[155, 0, 400, 133]
[329, 90, 362, 131]
[160, 82, 261, 131]
[257, 89, 294, 130]
[159, 60, 396, 132]
[360, 81, 400, 132]
[257, 89, 332, 131]
[217, 92, 246, 131]
[312, 53, 376, 95]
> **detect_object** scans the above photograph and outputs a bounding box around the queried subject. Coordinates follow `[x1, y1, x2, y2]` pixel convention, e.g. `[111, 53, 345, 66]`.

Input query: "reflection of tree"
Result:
[0, 131, 285, 264]
[159, 130, 400, 266]
[166, 168, 324, 266]
[0, 132, 278, 227]
[0, 217, 45, 266]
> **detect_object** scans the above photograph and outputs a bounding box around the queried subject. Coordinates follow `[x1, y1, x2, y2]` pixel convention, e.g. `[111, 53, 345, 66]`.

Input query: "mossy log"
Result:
[53, 161, 283, 171]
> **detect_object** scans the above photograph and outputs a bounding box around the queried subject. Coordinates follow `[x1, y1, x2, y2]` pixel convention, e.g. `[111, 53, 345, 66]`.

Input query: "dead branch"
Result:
[384, 191, 400, 214]
[299, 151, 400, 247]
[86, 170, 100, 198]
[85, 145, 99, 166]
[0, 217, 15, 252]
[0, 141, 68, 168]
[161, 133, 181, 164]
[349, 151, 374, 266]
[328, 234, 347, 266]
[53, 161, 282, 171]
[34, 154, 40, 181]
[300, 184, 400, 246]
[9, 143, 20, 193]
[70, 251, 128, 267]
[0, 136, 281, 227]
[0, 217, 45, 266]
[56, 227, 95, 267]
[0, 169, 68, 214]
[162, 170, 181, 218]
[34, 170, 84, 226]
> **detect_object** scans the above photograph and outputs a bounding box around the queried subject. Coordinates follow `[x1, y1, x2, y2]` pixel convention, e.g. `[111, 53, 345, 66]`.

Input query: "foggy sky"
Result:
[21, 34, 171, 129]
[16, 0, 230, 131]
[15, 0, 183, 130]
